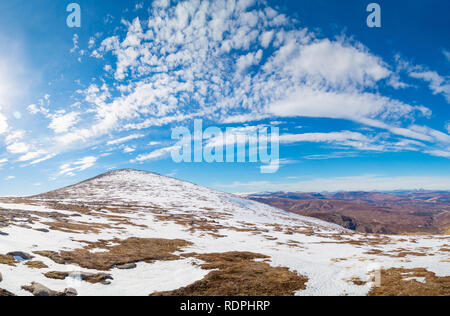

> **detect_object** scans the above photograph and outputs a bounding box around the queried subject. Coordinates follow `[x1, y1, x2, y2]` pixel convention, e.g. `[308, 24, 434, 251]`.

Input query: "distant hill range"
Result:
[246, 191, 450, 235]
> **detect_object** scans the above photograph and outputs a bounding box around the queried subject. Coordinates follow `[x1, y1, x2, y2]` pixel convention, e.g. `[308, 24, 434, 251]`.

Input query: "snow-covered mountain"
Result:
[0, 169, 448, 296]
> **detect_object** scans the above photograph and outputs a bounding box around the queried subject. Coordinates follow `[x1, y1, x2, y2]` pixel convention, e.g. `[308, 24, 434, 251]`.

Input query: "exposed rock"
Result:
[64, 288, 78, 296]
[116, 263, 137, 270]
[7, 251, 34, 260]
[44, 271, 113, 285]
[35, 228, 49, 233]
[0, 231, 8, 236]
[0, 272, 2, 282]
[22, 282, 53, 296]
[21, 282, 73, 297]
[0, 288, 15, 296]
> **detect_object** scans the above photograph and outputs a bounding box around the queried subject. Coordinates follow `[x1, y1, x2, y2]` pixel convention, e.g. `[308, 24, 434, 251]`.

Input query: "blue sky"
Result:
[0, 0, 449, 195]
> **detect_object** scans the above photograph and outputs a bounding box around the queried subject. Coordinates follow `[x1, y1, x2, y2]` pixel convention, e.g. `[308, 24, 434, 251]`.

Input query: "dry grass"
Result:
[365, 249, 430, 258]
[34, 237, 192, 271]
[0, 254, 18, 266]
[369, 268, 450, 296]
[42, 202, 92, 214]
[152, 252, 308, 296]
[40, 220, 117, 234]
[24, 261, 48, 269]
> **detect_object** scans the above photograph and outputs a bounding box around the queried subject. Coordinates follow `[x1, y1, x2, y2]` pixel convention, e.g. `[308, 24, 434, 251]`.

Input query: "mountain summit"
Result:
[0, 169, 448, 296]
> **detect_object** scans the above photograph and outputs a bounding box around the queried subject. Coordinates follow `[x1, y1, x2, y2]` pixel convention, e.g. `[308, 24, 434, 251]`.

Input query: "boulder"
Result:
[35, 228, 50, 233]
[6, 251, 34, 260]
[30, 282, 52, 296]
[116, 263, 137, 270]
[64, 288, 78, 296]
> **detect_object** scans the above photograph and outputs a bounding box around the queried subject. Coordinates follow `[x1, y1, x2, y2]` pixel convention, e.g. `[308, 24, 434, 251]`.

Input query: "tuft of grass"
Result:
[152, 252, 308, 296]
[0, 254, 18, 266]
[24, 261, 48, 269]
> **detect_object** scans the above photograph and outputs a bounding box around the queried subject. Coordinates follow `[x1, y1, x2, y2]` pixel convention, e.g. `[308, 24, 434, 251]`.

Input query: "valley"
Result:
[246, 191, 450, 235]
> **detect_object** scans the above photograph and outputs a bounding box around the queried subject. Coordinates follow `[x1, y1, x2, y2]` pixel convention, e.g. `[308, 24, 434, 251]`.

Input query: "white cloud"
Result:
[0, 158, 7, 167]
[236, 50, 262, 72]
[260, 31, 274, 48]
[443, 49, 450, 62]
[18, 150, 49, 162]
[409, 70, 450, 103]
[425, 149, 450, 158]
[27, 103, 49, 115]
[216, 175, 450, 193]
[107, 134, 145, 145]
[276, 39, 391, 89]
[5, 176, 15, 180]
[396, 56, 450, 103]
[70, 34, 79, 53]
[7, 142, 30, 154]
[279, 131, 367, 143]
[29, 153, 56, 165]
[48, 112, 80, 133]
[59, 156, 98, 176]
[123, 146, 136, 153]
[0, 111, 7, 134]
[278, 131, 386, 151]
[131, 145, 179, 162]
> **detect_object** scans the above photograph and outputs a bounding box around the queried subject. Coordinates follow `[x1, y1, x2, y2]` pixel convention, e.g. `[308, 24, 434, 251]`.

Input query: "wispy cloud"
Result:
[443, 49, 450, 62]
[216, 175, 450, 193]
[107, 134, 145, 146]
[59, 156, 98, 176]
[131, 145, 179, 163]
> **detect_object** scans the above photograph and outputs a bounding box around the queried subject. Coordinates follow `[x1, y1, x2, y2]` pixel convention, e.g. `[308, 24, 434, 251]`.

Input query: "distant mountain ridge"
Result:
[246, 191, 450, 235]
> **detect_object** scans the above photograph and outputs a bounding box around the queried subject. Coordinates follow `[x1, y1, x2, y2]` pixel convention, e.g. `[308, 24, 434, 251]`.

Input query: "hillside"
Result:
[0, 169, 448, 296]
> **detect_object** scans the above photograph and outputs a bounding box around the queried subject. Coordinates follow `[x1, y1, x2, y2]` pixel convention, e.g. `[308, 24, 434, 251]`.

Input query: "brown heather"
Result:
[34, 237, 192, 270]
[152, 252, 308, 296]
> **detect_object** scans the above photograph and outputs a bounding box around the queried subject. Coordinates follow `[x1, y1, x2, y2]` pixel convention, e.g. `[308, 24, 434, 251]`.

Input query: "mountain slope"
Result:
[0, 169, 449, 296]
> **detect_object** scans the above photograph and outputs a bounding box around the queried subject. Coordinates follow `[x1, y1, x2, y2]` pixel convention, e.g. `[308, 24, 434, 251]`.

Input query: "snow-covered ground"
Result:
[0, 169, 448, 296]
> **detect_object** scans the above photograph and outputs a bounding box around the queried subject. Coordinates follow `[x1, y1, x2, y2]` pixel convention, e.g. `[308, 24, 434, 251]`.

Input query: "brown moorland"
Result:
[34, 237, 192, 271]
[152, 252, 308, 296]
[368, 268, 450, 296]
